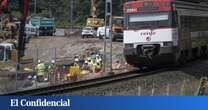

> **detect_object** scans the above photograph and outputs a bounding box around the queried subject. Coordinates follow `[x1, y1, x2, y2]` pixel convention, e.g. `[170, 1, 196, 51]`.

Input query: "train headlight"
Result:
[163, 42, 173, 47]
[125, 44, 134, 48]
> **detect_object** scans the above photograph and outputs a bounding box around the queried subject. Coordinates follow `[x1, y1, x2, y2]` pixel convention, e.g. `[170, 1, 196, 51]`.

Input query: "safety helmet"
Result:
[38, 60, 41, 63]
[75, 58, 79, 62]
[51, 60, 55, 64]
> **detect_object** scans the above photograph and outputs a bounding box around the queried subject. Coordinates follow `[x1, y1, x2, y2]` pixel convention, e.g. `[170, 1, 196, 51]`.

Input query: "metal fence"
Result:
[0, 48, 206, 95]
[0, 47, 75, 94]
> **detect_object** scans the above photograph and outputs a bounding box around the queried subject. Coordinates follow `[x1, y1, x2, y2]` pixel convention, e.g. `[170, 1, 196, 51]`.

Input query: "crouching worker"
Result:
[67, 57, 80, 81]
[95, 62, 102, 73]
[45, 60, 55, 82]
[35, 60, 46, 82]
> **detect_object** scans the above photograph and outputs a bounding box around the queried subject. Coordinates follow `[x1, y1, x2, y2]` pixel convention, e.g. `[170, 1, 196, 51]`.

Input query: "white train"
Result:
[123, 0, 208, 68]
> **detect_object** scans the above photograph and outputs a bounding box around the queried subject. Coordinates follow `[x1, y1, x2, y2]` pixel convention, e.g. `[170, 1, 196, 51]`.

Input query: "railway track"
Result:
[197, 77, 208, 96]
[3, 68, 170, 96]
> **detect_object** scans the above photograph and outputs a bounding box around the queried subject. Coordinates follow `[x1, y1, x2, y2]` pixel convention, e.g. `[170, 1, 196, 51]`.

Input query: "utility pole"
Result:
[0, 16, 2, 30]
[34, 0, 37, 14]
[105, 0, 114, 75]
[103, 1, 107, 73]
[70, 0, 73, 33]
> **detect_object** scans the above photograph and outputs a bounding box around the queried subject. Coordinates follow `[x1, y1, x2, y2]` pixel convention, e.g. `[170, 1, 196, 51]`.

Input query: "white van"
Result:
[96, 26, 110, 39]
[81, 27, 97, 39]
[0, 43, 15, 62]
[25, 24, 38, 37]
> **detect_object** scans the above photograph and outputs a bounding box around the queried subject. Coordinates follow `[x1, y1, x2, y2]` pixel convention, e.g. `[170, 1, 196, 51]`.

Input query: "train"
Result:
[123, 0, 208, 68]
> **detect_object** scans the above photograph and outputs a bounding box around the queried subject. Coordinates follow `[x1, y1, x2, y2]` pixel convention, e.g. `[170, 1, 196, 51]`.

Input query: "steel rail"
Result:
[3, 68, 169, 96]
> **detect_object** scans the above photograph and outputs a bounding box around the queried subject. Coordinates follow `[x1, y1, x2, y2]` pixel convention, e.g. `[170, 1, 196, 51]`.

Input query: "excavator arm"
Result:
[91, 0, 96, 18]
[0, 0, 8, 16]
[0, 0, 29, 69]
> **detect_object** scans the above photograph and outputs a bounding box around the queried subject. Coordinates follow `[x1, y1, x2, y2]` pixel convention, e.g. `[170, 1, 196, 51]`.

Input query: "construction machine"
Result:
[112, 16, 124, 41]
[0, 0, 29, 65]
[86, 0, 104, 29]
[0, 8, 19, 41]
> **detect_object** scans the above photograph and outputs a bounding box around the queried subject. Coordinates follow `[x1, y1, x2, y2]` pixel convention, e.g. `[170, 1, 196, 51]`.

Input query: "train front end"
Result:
[123, 0, 178, 67]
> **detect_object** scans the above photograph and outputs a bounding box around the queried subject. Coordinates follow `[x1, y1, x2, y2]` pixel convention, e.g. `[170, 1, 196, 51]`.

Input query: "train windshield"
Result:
[127, 12, 175, 29]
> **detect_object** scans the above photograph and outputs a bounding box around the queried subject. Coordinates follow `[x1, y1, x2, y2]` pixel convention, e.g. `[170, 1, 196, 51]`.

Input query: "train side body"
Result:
[123, 0, 208, 68]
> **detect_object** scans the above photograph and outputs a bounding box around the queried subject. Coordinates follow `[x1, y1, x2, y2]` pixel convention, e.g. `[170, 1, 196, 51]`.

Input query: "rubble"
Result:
[22, 35, 132, 85]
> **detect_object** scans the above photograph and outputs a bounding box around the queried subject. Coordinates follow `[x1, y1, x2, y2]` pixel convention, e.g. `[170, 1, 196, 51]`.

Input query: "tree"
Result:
[9, 0, 129, 27]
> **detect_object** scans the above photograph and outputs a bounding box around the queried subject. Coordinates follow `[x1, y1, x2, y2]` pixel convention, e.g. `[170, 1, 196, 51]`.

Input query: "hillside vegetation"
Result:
[7, 0, 207, 28]
[8, 0, 125, 28]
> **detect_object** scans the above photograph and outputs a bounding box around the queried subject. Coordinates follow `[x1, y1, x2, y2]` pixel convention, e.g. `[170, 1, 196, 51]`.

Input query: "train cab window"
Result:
[127, 12, 175, 29]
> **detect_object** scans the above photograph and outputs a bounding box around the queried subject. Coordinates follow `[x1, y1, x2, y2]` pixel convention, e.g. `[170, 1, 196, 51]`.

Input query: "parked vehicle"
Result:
[86, 0, 104, 28]
[97, 17, 124, 41]
[96, 26, 110, 39]
[25, 17, 56, 37]
[25, 24, 37, 38]
[0, 43, 15, 62]
[112, 16, 124, 41]
[81, 27, 96, 39]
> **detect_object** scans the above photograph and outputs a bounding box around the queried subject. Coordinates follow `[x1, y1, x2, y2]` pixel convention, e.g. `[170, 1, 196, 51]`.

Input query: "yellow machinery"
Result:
[86, 18, 104, 28]
[112, 16, 123, 33]
[112, 16, 124, 41]
[0, 16, 18, 40]
[86, 0, 104, 28]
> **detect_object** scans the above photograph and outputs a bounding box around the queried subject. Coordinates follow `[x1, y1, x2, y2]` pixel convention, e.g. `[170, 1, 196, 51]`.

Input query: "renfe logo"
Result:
[140, 31, 156, 36]
[139, 31, 156, 42]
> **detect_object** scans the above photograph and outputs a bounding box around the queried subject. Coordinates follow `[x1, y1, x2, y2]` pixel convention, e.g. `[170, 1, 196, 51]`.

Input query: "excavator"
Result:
[86, 0, 104, 28]
[86, 0, 124, 41]
[0, 0, 29, 65]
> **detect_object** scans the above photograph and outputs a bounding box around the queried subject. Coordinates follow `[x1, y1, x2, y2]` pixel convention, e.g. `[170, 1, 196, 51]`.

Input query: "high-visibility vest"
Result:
[96, 58, 102, 63]
[35, 63, 45, 76]
[68, 63, 80, 76]
[96, 63, 102, 69]
[47, 64, 53, 72]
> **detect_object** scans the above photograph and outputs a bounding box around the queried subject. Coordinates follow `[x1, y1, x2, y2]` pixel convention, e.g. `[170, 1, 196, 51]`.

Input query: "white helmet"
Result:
[75, 58, 79, 62]
[51, 60, 55, 64]
[38, 60, 41, 63]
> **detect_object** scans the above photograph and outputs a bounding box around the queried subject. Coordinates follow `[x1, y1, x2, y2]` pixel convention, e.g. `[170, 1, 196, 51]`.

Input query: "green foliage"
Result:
[9, 0, 126, 28]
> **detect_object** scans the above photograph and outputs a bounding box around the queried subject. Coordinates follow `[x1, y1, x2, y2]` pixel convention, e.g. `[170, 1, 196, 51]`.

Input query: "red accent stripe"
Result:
[123, 0, 175, 14]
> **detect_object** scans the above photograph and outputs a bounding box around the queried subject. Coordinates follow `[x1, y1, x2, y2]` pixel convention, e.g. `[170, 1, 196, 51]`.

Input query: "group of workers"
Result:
[82, 53, 102, 73]
[34, 53, 103, 82]
[35, 60, 55, 82]
[67, 53, 103, 81]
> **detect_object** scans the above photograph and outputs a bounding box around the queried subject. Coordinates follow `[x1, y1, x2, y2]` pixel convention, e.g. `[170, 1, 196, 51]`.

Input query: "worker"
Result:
[35, 60, 46, 82]
[87, 57, 94, 72]
[46, 60, 55, 82]
[67, 56, 81, 81]
[74, 56, 79, 65]
[87, 57, 91, 64]
[96, 54, 102, 64]
[95, 62, 102, 73]
[82, 58, 89, 70]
